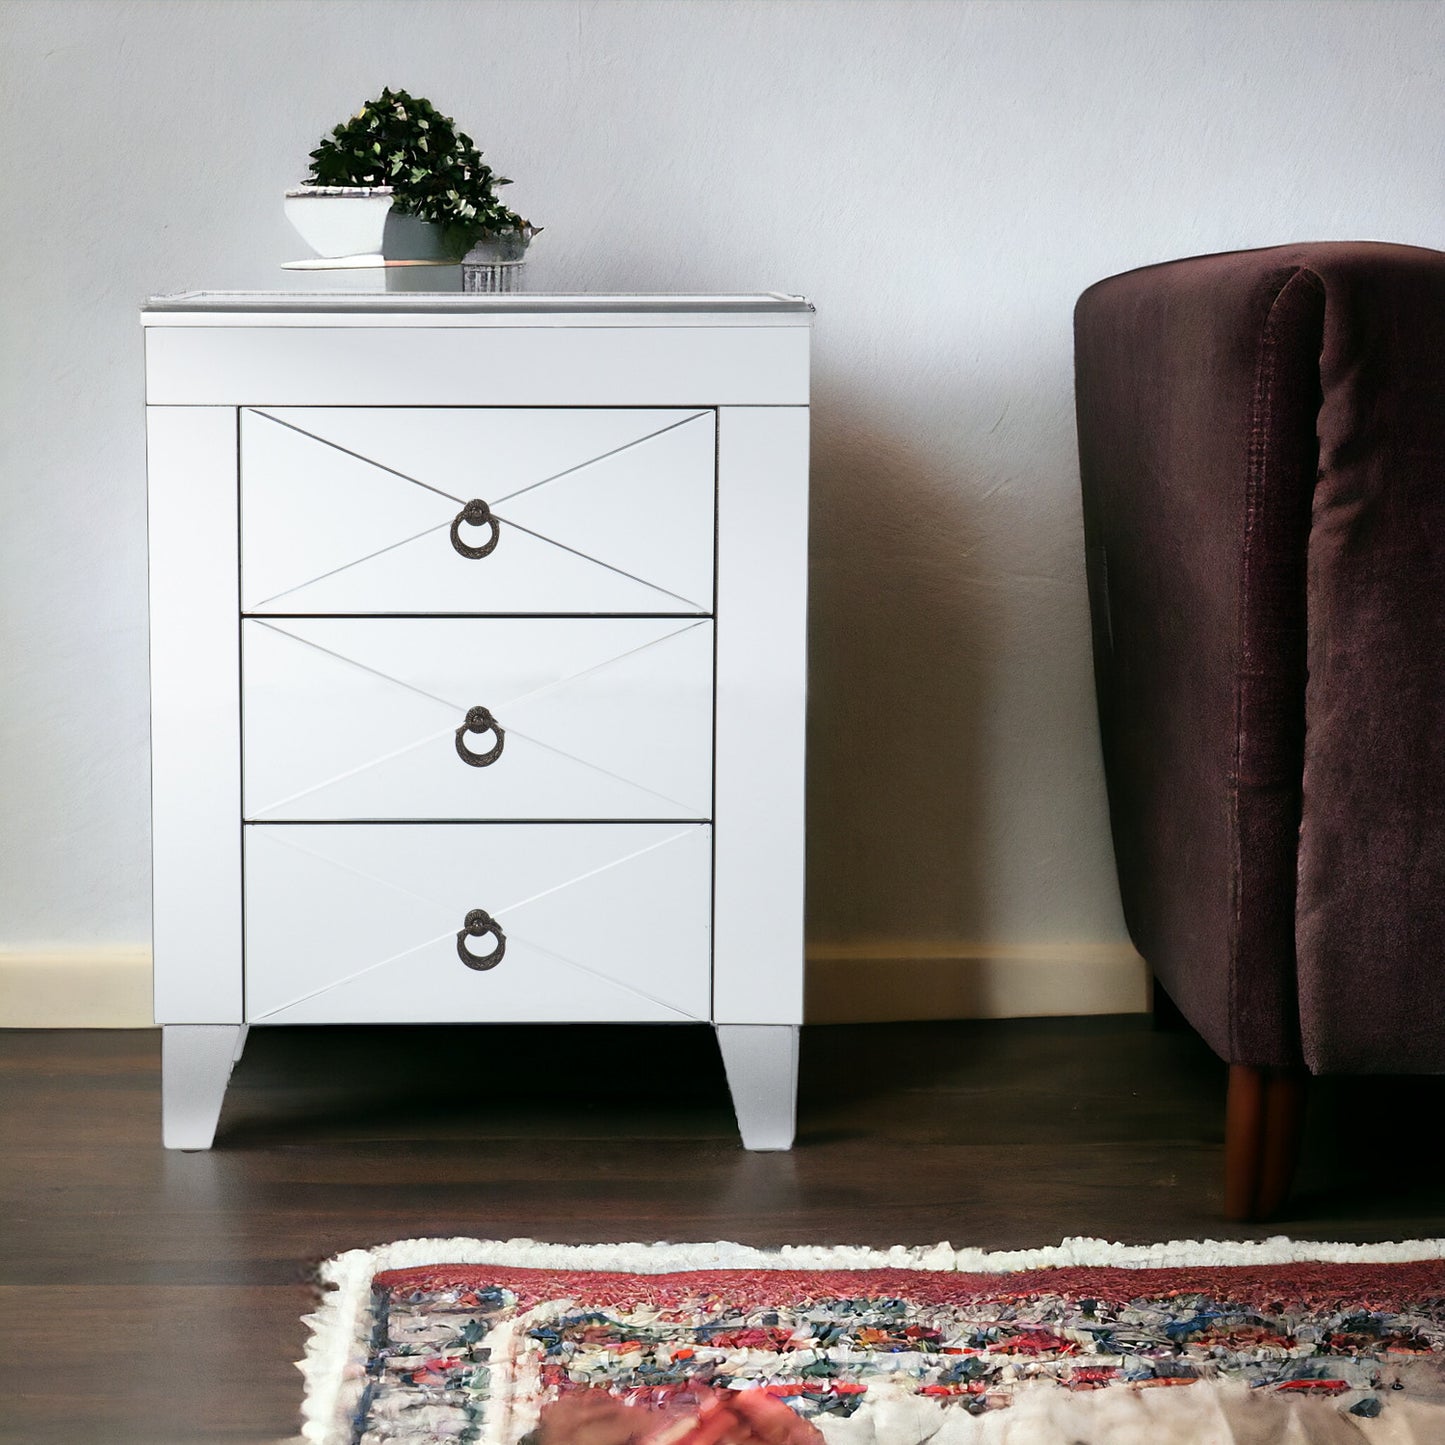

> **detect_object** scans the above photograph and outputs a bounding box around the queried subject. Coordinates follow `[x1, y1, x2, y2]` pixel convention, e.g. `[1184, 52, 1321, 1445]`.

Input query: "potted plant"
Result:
[292, 88, 537, 263]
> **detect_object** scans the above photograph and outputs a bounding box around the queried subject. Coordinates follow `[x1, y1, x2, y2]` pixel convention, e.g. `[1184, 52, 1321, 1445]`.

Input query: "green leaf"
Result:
[303, 87, 538, 236]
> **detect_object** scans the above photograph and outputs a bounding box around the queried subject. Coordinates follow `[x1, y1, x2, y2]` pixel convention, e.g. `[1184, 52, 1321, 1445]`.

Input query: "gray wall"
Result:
[3, 1, 1441, 983]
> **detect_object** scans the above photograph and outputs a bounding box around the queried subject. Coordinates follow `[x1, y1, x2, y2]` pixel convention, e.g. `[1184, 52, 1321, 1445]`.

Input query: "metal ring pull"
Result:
[449, 498, 501, 559]
[456, 908, 506, 971]
[455, 705, 505, 767]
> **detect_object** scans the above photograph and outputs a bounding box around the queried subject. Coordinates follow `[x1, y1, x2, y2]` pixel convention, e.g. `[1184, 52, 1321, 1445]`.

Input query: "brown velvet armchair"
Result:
[1073, 242, 1445, 1219]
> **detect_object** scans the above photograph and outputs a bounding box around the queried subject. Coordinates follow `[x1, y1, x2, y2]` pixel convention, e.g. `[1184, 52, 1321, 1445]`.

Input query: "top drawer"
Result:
[239, 407, 715, 615]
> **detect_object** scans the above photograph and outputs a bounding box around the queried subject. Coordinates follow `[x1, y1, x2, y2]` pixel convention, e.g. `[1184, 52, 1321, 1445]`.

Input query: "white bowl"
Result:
[284, 187, 395, 259]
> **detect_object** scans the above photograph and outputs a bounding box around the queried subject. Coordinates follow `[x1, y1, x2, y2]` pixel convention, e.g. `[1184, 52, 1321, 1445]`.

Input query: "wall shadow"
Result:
[804, 386, 993, 957]
[801, 356, 1107, 1011]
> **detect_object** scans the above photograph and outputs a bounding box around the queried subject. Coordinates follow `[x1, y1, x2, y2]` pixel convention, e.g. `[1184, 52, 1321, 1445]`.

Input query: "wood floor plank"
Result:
[1, 1018, 1442, 1443]
[0, 1285, 306, 1445]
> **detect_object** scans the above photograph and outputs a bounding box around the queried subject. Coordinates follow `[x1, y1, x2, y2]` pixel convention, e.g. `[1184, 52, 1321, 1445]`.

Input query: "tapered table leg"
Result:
[716, 1024, 799, 1151]
[162, 1024, 245, 1150]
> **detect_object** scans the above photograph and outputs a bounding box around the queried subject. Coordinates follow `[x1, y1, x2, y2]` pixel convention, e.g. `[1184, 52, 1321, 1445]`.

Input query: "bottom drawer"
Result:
[243, 823, 712, 1024]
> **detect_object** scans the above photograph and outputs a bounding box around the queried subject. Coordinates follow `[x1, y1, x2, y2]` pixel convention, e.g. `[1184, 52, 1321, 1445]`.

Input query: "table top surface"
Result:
[142, 292, 815, 323]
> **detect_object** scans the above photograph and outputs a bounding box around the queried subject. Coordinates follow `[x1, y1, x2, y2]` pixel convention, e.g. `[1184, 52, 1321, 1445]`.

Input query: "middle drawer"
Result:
[242, 617, 714, 821]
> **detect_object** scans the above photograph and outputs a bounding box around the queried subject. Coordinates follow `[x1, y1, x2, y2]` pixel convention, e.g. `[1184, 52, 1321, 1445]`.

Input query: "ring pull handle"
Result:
[455, 705, 505, 767]
[456, 909, 506, 971]
[450, 498, 501, 559]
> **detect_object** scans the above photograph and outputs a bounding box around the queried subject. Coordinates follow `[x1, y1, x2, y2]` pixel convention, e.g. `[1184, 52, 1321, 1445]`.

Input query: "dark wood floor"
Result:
[2, 1017, 1443, 1443]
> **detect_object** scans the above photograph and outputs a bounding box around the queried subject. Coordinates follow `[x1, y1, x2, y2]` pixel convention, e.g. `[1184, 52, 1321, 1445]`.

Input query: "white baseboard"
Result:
[803, 942, 1149, 1024]
[0, 948, 153, 1027]
[0, 943, 1148, 1029]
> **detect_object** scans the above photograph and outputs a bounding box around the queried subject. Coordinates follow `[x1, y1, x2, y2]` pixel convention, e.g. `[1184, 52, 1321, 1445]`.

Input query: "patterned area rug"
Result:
[300, 1238, 1445, 1444]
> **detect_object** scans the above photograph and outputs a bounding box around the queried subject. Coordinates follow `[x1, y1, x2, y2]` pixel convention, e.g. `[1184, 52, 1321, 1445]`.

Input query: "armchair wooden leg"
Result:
[1224, 1064, 1307, 1220]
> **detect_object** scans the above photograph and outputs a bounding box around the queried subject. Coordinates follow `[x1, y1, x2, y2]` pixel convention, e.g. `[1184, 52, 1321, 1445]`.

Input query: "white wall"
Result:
[2, 0, 1441, 1014]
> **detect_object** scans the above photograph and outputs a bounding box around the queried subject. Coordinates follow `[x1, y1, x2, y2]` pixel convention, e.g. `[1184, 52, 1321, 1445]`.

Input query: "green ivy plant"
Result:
[307, 88, 537, 259]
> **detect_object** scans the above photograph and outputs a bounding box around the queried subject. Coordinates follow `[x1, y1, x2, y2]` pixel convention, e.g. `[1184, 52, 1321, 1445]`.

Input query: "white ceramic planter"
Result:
[284, 187, 395, 259]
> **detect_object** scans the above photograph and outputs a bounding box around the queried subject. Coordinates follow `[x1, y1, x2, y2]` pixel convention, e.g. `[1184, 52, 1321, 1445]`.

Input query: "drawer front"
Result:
[243, 823, 712, 1024]
[239, 407, 715, 615]
[242, 617, 713, 821]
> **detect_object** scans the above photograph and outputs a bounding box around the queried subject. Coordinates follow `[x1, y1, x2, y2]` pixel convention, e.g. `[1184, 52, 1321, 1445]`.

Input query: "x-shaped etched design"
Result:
[245, 409, 712, 611]
[246, 617, 710, 818]
[247, 825, 707, 1022]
